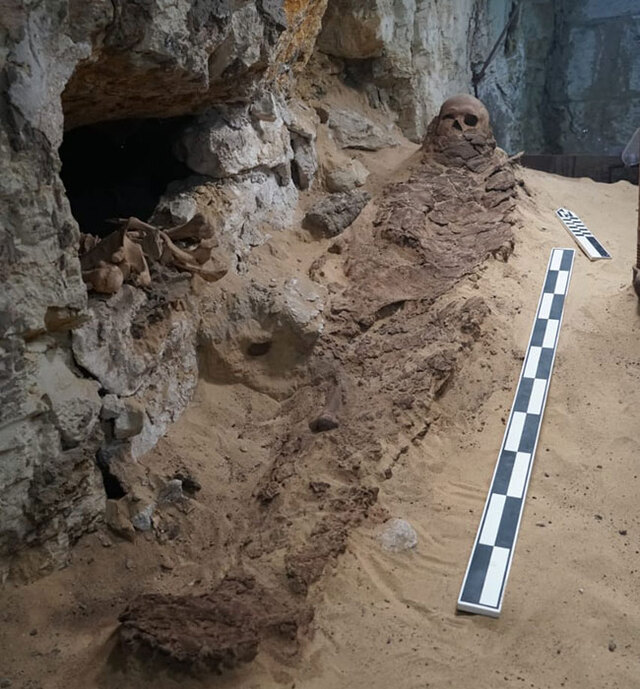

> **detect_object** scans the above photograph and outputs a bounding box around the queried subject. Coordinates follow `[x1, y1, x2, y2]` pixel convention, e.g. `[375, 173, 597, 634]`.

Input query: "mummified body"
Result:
[335, 93, 517, 322]
[115, 95, 517, 676]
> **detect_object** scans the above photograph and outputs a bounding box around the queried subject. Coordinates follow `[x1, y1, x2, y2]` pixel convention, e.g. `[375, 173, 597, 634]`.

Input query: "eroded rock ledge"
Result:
[0, 0, 328, 579]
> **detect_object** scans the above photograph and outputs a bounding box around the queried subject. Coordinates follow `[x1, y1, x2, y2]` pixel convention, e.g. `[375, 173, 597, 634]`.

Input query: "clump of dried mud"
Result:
[119, 572, 313, 673]
[115, 125, 517, 674]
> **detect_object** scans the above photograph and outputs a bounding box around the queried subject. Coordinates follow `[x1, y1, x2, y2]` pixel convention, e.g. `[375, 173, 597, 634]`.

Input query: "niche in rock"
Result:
[59, 117, 193, 237]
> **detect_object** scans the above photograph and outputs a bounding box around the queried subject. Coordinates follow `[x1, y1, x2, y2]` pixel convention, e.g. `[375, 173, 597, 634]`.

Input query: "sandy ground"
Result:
[282, 169, 640, 689]
[1, 166, 638, 689]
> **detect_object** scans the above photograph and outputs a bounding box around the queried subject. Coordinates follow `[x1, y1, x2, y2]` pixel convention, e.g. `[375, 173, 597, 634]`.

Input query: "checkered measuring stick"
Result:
[458, 248, 575, 617]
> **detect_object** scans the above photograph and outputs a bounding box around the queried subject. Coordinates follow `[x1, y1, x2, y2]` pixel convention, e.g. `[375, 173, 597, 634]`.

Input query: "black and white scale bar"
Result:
[555, 208, 610, 260]
[457, 248, 575, 618]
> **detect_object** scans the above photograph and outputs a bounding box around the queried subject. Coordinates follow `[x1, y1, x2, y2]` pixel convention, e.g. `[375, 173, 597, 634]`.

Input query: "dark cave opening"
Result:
[59, 117, 193, 237]
[99, 464, 127, 500]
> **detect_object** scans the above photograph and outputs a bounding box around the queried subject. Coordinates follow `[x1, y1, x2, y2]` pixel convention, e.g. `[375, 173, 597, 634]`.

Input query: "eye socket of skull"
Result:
[435, 94, 491, 137]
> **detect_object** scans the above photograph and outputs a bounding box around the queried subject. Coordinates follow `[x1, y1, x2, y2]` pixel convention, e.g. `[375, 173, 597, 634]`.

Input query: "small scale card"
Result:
[555, 207, 611, 260]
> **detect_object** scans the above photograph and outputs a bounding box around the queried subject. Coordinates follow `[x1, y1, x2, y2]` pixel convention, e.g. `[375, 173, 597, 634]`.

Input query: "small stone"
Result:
[105, 499, 136, 542]
[309, 481, 330, 495]
[379, 518, 418, 553]
[113, 399, 145, 440]
[618, 529, 628, 536]
[291, 132, 318, 190]
[97, 533, 112, 548]
[158, 479, 183, 504]
[578, 587, 584, 594]
[313, 104, 329, 123]
[303, 191, 371, 237]
[309, 413, 339, 433]
[100, 394, 123, 420]
[608, 640, 617, 652]
[29, 629, 38, 636]
[325, 159, 369, 193]
[131, 504, 155, 532]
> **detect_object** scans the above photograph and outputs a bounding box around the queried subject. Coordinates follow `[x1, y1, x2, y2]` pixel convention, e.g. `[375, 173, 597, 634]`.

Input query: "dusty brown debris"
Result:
[119, 573, 312, 673]
[114, 94, 518, 677]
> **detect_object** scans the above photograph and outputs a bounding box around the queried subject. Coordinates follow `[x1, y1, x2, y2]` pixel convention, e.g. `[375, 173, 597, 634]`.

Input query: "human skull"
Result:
[435, 94, 491, 139]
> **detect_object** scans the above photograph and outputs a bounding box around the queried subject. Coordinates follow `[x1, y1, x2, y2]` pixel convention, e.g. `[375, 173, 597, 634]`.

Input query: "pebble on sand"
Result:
[379, 518, 418, 553]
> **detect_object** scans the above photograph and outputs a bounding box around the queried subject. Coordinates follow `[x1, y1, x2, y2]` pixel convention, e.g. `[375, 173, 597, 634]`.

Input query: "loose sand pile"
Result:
[0, 159, 638, 688]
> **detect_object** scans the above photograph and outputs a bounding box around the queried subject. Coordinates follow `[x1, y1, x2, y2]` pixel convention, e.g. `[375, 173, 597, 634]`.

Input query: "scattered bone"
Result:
[158, 231, 226, 282]
[80, 227, 151, 289]
[81, 261, 124, 295]
[78, 213, 227, 293]
[165, 214, 216, 242]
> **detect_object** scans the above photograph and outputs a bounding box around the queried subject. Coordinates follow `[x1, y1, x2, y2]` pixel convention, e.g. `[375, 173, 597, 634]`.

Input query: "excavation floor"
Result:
[1, 168, 638, 689]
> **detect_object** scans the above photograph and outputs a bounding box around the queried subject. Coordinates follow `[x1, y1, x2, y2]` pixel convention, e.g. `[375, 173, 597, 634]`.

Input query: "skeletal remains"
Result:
[422, 93, 496, 168]
[80, 214, 227, 294]
[434, 94, 490, 138]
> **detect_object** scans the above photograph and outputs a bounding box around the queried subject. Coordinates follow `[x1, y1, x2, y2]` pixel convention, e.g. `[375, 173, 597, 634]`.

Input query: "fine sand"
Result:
[1, 167, 638, 689]
[281, 169, 640, 689]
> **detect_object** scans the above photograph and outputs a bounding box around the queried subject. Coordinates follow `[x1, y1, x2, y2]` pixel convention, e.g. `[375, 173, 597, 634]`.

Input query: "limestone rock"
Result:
[129, 315, 198, 459]
[291, 134, 318, 190]
[101, 396, 146, 441]
[0, 0, 329, 575]
[317, 0, 387, 59]
[100, 394, 123, 421]
[72, 286, 198, 460]
[105, 500, 136, 542]
[325, 159, 370, 192]
[132, 504, 155, 532]
[153, 172, 298, 259]
[35, 346, 102, 449]
[379, 518, 418, 553]
[62, 1, 329, 129]
[174, 99, 293, 179]
[287, 100, 320, 190]
[319, 0, 483, 141]
[71, 286, 151, 397]
[328, 108, 399, 150]
[0, 336, 104, 571]
[303, 191, 371, 237]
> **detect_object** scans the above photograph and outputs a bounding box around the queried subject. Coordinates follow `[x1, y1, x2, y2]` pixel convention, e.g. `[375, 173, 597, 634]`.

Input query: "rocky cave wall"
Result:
[316, 0, 487, 142]
[0, 0, 328, 580]
[476, 0, 640, 156]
